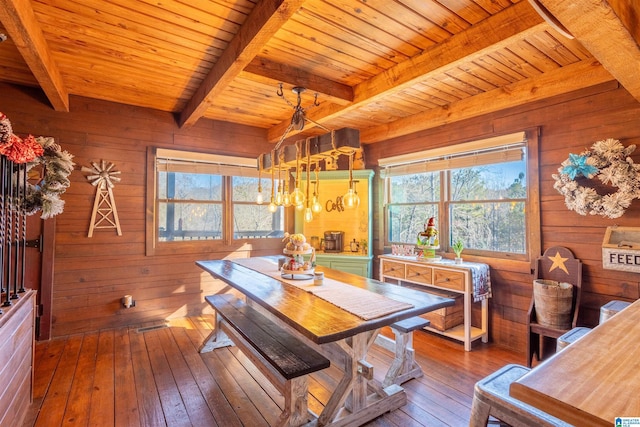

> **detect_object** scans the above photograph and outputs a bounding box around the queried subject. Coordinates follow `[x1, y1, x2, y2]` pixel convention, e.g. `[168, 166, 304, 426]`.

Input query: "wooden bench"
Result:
[200, 294, 330, 427]
[374, 316, 430, 387]
[469, 364, 572, 427]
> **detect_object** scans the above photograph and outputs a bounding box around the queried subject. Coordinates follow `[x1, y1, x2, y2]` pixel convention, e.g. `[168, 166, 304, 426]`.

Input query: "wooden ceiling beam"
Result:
[0, 0, 69, 111]
[267, 0, 545, 142]
[537, 0, 640, 103]
[244, 57, 354, 105]
[360, 59, 614, 143]
[178, 0, 305, 128]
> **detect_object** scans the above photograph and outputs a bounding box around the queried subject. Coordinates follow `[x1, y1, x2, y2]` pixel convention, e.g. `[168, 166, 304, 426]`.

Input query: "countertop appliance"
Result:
[324, 231, 344, 253]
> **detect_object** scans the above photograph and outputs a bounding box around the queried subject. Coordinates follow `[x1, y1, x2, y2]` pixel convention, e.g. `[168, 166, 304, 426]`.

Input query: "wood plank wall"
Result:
[3, 81, 640, 357]
[0, 84, 275, 338]
[365, 81, 640, 354]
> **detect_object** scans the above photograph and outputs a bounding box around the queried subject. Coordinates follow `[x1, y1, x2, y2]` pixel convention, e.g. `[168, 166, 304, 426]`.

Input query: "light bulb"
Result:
[291, 187, 305, 207]
[268, 200, 277, 213]
[312, 195, 322, 213]
[256, 191, 264, 205]
[304, 207, 313, 222]
[283, 191, 292, 207]
[342, 188, 360, 209]
[275, 191, 283, 206]
[295, 202, 305, 211]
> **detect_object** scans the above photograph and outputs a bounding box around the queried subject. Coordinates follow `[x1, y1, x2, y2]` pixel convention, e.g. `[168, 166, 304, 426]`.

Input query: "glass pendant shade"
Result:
[291, 187, 305, 207]
[256, 181, 264, 204]
[312, 195, 322, 213]
[304, 207, 313, 222]
[268, 198, 277, 213]
[342, 187, 360, 209]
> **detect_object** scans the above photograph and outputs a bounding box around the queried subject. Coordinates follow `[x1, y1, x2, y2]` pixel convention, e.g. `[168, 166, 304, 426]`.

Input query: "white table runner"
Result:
[232, 258, 414, 320]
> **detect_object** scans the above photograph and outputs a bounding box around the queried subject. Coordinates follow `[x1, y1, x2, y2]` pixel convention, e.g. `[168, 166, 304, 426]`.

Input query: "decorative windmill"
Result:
[82, 160, 122, 237]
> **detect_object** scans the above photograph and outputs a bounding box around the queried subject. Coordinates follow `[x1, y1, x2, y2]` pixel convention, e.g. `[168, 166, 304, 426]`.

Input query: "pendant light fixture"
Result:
[304, 139, 313, 222]
[267, 150, 277, 213]
[311, 163, 322, 214]
[342, 151, 360, 209]
[256, 154, 264, 205]
[291, 140, 305, 209]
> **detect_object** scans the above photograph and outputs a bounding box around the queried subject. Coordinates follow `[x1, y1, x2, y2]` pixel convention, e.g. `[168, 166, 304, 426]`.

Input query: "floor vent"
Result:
[136, 324, 168, 333]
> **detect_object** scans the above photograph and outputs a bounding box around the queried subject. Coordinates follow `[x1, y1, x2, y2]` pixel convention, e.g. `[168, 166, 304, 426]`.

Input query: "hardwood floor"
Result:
[24, 316, 521, 427]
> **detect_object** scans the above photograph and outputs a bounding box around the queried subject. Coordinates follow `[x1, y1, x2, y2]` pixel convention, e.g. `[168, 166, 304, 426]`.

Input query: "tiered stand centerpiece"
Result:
[281, 233, 316, 279]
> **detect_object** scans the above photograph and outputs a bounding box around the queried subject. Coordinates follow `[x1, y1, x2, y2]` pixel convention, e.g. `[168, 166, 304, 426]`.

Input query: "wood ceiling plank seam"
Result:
[507, 38, 562, 71]
[391, 0, 473, 34]
[300, 1, 422, 57]
[0, 0, 69, 111]
[488, 48, 543, 79]
[102, 0, 240, 41]
[267, 0, 546, 141]
[267, 31, 384, 78]
[555, 36, 593, 61]
[326, 0, 452, 49]
[360, 58, 613, 143]
[278, 17, 399, 70]
[34, 0, 232, 53]
[402, 86, 451, 108]
[456, 61, 512, 88]
[32, 2, 228, 58]
[473, 55, 529, 82]
[431, 71, 485, 96]
[291, 9, 412, 64]
[51, 51, 206, 90]
[525, 31, 581, 66]
[182, 0, 256, 17]
[445, 65, 500, 92]
[385, 89, 443, 110]
[470, 0, 516, 15]
[368, 0, 466, 44]
[399, 80, 461, 105]
[464, 57, 518, 86]
[40, 29, 216, 77]
[179, 0, 307, 127]
[434, 0, 491, 24]
[135, 0, 248, 32]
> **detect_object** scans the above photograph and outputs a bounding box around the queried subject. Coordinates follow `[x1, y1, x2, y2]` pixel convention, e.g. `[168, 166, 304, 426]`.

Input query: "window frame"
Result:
[145, 147, 286, 256]
[381, 130, 540, 262]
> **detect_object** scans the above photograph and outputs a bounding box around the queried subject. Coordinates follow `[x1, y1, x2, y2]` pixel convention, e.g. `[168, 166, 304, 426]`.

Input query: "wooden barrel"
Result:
[533, 279, 573, 329]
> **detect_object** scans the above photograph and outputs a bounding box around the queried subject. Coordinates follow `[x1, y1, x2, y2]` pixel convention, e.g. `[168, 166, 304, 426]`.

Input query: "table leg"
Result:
[317, 330, 406, 426]
[198, 313, 234, 353]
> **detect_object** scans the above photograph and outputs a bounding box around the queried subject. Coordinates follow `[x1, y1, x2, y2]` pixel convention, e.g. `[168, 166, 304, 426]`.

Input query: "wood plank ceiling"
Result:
[0, 0, 638, 144]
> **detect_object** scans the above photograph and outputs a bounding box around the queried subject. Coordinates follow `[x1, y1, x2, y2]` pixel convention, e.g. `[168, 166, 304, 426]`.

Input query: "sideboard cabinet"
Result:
[379, 255, 489, 351]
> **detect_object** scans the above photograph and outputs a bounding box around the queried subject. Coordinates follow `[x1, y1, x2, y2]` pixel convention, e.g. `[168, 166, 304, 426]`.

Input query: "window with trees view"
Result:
[382, 132, 534, 260]
[147, 148, 284, 255]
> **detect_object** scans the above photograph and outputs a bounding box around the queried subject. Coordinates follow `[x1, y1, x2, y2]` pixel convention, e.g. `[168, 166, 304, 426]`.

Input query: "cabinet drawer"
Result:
[405, 264, 432, 285]
[382, 260, 405, 278]
[433, 269, 465, 291]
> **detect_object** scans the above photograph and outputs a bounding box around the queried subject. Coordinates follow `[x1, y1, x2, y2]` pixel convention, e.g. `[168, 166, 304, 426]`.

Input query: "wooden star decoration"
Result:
[548, 251, 569, 274]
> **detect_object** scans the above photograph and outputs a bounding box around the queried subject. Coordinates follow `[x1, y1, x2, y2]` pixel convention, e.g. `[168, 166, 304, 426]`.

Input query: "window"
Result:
[381, 131, 539, 260]
[146, 148, 284, 255]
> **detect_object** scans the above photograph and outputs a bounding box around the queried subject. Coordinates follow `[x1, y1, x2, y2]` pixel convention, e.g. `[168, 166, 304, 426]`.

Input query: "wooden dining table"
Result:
[510, 298, 640, 427]
[197, 257, 455, 426]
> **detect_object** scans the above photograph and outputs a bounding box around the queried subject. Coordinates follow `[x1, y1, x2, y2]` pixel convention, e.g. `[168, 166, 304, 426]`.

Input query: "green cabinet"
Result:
[315, 254, 371, 277]
[295, 169, 374, 277]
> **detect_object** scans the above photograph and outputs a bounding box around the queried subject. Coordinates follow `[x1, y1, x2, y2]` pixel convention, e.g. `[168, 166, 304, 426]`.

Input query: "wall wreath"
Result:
[0, 113, 74, 219]
[552, 138, 640, 219]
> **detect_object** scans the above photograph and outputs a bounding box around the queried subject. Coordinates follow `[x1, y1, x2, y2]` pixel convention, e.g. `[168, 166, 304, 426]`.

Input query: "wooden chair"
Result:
[527, 246, 582, 367]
